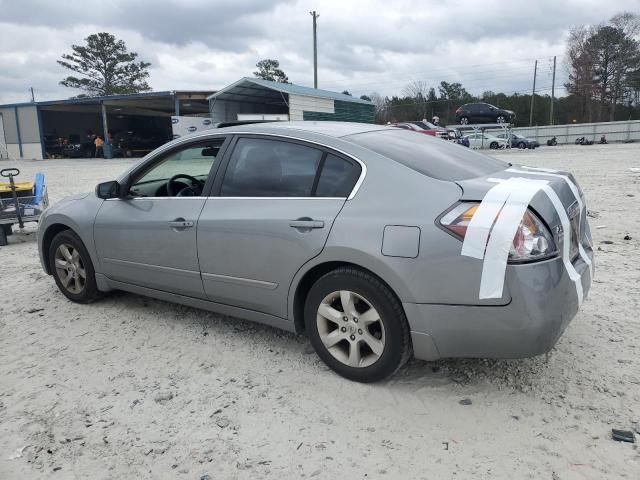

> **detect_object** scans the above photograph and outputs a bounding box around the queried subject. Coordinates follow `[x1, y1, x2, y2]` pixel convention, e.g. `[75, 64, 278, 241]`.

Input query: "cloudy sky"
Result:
[0, 0, 636, 104]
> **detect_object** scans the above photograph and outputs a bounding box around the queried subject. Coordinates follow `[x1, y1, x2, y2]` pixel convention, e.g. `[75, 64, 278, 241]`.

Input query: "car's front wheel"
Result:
[490, 141, 499, 149]
[459, 116, 469, 125]
[0, 224, 11, 246]
[517, 141, 526, 149]
[304, 267, 411, 382]
[49, 230, 100, 303]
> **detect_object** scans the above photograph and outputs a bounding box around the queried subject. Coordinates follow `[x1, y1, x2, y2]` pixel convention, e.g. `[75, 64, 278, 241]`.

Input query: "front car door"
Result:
[94, 137, 228, 298]
[197, 135, 362, 318]
[467, 133, 480, 148]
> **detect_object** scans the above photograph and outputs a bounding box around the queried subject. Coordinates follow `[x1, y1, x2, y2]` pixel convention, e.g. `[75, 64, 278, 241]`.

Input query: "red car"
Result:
[389, 122, 440, 137]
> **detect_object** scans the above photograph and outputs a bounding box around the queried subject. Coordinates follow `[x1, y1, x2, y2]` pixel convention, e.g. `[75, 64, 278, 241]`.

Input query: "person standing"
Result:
[94, 136, 104, 158]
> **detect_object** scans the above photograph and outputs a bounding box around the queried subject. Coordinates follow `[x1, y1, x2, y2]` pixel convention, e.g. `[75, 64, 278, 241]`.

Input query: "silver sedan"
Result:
[37, 122, 593, 382]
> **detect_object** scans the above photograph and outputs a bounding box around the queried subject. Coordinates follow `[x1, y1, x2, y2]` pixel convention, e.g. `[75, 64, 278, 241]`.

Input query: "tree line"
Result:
[56, 11, 639, 126]
[366, 12, 640, 126]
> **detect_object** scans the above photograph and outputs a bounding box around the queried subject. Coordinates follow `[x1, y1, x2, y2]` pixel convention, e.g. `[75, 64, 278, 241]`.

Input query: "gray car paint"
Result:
[37, 121, 592, 362]
[94, 197, 208, 298]
[197, 197, 345, 317]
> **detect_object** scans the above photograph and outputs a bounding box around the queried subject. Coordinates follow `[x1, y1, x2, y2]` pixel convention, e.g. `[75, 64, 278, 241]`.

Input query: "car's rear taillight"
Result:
[440, 202, 557, 261]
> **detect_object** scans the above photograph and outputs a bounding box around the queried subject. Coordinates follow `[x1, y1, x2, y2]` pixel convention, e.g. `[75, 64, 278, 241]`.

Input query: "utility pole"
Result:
[529, 60, 537, 127]
[310, 11, 319, 88]
[30, 87, 35, 103]
[549, 55, 556, 125]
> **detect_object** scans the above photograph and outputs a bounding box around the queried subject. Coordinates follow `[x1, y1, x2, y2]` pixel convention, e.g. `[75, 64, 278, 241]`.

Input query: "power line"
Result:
[319, 55, 565, 91]
[380, 85, 558, 110]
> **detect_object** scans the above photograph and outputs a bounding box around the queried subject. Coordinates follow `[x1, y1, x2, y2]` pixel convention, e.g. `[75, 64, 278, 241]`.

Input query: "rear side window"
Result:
[346, 129, 508, 181]
[221, 138, 322, 197]
[315, 154, 360, 197]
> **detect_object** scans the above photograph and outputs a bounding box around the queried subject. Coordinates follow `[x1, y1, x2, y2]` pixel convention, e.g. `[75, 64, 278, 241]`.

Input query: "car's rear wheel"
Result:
[0, 224, 11, 246]
[517, 141, 526, 149]
[490, 141, 499, 149]
[304, 267, 411, 382]
[459, 116, 469, 125]
[496, 115, 507, 123]
[49, 230, 100, 303]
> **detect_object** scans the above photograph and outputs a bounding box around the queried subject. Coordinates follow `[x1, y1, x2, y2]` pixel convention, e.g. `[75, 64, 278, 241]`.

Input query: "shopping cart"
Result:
[0, 168, 49, 246]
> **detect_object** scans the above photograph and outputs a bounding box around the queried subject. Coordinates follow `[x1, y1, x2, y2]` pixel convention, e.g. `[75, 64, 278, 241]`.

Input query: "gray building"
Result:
[0, 91, 211, 160]
[0, 78, 375, 160]
[209, 77, 375, 124]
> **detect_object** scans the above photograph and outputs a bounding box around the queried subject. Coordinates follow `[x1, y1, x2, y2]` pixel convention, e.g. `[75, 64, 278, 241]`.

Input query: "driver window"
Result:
[129, 139, 224, 197]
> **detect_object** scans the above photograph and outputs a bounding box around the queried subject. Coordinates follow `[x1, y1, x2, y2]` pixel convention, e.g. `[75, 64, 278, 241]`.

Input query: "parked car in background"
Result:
[455, 103, 515, 125]
[408, 121, 461, 140]
[37, 122, 592, 382]
[496, 133, 539, 149]
[455, 136, 470, 147]
[389, 122, 440, 137]
[464, 132, 508, 149]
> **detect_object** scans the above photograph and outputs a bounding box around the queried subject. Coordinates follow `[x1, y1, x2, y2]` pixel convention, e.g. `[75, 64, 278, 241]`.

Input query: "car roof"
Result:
[212, 121, 389, 139]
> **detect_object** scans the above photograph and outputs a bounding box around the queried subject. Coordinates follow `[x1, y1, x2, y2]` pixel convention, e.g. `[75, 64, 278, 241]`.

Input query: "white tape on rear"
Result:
[540, 184, 584, 306]
[460, 180, 513, 259]
[466, 173, 585, 304]
[478, 179, 548, 299]
[507, 167, 594, 280]
[520, 165, 559, 173]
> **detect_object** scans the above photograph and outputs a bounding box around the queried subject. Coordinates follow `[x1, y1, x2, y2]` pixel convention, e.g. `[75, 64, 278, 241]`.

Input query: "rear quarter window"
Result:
[346, 129, 508, 181]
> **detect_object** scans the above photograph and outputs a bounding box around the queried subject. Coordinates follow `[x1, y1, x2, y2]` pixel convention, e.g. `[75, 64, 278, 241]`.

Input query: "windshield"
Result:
[346, 129, 509, 181]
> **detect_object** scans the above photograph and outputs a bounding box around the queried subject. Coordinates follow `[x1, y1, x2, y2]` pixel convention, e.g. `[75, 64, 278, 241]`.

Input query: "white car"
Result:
[464, 132, 508, 149]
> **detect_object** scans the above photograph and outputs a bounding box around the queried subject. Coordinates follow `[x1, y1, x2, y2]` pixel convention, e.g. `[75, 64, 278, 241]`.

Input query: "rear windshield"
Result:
[346, 129, 509, 181]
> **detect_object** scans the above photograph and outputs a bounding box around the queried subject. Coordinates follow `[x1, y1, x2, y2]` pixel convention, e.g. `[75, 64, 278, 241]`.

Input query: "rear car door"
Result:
[466, 104, 480, 122]
[477, 104, 492, 122]
[94, 137, 227, 298]
[197, 135, 362, 318]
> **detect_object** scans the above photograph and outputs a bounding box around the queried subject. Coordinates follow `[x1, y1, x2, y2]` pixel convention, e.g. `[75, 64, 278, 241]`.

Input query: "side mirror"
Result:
[96, 180, 120, 199]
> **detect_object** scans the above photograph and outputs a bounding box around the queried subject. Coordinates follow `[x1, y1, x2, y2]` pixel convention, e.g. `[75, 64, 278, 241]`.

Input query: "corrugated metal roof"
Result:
[208, 77, 372, 105]
[0, 90, 214, 108]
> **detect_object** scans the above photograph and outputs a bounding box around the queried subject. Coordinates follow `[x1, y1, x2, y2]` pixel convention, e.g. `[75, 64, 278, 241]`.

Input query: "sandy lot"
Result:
[1, 143, 639, 479]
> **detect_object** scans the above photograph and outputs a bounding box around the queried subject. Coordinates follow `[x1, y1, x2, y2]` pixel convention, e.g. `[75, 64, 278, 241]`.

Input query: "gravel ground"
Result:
[1, 143, 639, 479]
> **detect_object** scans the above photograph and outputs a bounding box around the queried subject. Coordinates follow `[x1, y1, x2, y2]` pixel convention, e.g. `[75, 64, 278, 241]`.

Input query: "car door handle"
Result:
[289, 219, 324, 229]
[168, 218, 194, 229]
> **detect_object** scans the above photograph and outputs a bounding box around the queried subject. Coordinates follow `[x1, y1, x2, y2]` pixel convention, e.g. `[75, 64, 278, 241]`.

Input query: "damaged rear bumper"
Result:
[406, 252, 593, 361]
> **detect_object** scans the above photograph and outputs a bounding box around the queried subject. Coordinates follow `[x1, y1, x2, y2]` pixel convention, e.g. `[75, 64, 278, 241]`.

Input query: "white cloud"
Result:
[0, 0, 637, 104]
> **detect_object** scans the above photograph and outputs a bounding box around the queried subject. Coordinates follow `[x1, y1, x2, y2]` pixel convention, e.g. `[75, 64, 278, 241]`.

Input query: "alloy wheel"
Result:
[54, 243, 87, 294]
[316, 290, 385, 368]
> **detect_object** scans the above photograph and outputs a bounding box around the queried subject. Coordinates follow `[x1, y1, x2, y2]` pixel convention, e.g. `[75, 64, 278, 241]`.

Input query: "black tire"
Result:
[496, 115, 507, 123]
[490, 141, 499, 149]
[49, 230, 101, 303]
[517, 142, 526, 149]
[458, 116, 469, 125]
[0, 224, 9, 246]
[304, 267, 411, 382]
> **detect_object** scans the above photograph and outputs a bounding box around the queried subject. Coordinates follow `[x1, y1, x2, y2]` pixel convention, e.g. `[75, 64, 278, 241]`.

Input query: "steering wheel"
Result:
[167, 174, 204, 197]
